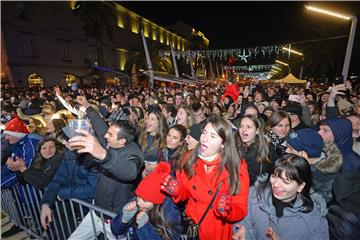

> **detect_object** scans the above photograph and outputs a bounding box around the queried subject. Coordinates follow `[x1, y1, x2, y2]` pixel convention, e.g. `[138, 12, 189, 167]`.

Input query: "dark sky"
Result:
[120, 1, 360, 49]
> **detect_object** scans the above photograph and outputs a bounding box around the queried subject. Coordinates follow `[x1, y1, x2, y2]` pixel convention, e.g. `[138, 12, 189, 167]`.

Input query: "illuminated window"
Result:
[159, 30, 164, 43]
[119, 49, 127, 71]
[27, 73, 43, 87]
[182, 39, 185, 51]
[172, 35, 176, 48]
[130, 17, 139, 34]
[117, 13, 125, 28]
[152, 26, 157, 41]
[177, 37, 181, 50]
[144, 23, 150, 37]
[166, 33, 170, 45]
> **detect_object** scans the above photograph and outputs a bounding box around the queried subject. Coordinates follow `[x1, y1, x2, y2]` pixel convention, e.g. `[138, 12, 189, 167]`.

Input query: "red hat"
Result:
[3, 117, 29, 138]
[135, 162, 171, 204]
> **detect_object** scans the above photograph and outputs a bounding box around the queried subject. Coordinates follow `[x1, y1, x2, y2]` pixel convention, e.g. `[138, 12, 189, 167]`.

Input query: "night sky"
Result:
[121, 1, 360, 49]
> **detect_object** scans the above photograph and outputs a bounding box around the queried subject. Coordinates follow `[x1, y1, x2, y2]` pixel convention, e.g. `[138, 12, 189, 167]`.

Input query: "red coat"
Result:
[222, 83, 240, 103]
[174, 157, 249, 240]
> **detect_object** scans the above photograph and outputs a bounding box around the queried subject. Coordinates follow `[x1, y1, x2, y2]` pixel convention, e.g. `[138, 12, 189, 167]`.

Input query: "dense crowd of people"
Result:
[1, 76, 360, 239]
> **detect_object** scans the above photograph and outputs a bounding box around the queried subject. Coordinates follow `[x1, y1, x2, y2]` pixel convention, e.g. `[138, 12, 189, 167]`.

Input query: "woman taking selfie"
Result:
[161, 116, 249, 240]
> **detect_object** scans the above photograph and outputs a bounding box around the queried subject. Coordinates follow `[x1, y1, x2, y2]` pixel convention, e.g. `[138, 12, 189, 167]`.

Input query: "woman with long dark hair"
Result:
[236, 115, 278, 186]
[159, 124, 188, 173]
[233, 154, 329, 240]
[111, 162, 181, 240]
[139, 107, 168, 176]
[10, 137, 64, 190]
[161, 116, 249, 239]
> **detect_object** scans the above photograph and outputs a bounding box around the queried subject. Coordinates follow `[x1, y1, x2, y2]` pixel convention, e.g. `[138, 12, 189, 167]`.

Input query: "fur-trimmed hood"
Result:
[316, 142, 343, 173]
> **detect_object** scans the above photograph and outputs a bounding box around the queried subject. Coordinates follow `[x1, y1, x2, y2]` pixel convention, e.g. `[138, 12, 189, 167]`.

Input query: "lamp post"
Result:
[275, 60, 290, 74]
[282, 47, 304, 79]
[305, 5, 357, 82]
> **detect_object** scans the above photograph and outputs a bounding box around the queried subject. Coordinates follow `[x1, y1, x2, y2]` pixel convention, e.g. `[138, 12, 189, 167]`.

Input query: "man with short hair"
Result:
[175, 93, 184, 106]
[67, 96, 144, 239]
[167, 95, 175, 104]
[192, 102, 206, 124]
[283, 102, 309, 131]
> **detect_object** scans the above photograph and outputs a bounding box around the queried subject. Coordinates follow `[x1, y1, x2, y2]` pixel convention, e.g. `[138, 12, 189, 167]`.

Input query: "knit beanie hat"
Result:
[3, 117, 29, 138]
[188, 123, 202, 142]
[135, 162, 171, 204]
[283, 103, 302, 118]
[287, 128, 324, 158]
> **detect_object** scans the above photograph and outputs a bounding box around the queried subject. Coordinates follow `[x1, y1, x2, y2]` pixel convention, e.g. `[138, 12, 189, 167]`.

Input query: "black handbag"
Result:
[180, 182, 223, 240]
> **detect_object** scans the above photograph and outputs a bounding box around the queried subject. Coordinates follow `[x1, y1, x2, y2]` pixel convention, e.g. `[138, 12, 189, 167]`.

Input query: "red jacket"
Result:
[174, 157, 249, 240]
[222, 83, 240, 103]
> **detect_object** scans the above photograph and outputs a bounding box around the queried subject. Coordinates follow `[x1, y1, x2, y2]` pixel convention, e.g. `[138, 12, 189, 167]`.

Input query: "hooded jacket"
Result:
[236, 185, 329, 240]
[322, 118, 360, 172]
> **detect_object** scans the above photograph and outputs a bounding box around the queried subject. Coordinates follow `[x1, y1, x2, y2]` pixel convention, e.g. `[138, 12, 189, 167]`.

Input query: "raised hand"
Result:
[215, 194, 231, 218]
[121, 201, 138, 224]
[68, 129, 107, 160]
[54, 86, 61, 96]
[160, 175, 181, 197]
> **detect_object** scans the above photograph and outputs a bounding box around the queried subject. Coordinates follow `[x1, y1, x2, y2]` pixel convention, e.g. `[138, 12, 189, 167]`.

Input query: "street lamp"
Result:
[275, 60, 289, 66]
[272, 66, 282, 71]
[305, 5, 357, 82]
[282, 47, 305, 79]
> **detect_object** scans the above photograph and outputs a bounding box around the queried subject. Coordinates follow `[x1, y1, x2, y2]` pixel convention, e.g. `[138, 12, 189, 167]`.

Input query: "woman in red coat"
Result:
[162, 116, 250, 240]
[222, 75, 240, 104]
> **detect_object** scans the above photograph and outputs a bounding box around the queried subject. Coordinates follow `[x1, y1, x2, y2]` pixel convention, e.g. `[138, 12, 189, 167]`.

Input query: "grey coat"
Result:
[235, 186, 329, 240]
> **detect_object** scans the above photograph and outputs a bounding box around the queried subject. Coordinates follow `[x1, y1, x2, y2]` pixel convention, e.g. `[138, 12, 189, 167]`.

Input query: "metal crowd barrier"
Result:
[1, 184, 117, 240]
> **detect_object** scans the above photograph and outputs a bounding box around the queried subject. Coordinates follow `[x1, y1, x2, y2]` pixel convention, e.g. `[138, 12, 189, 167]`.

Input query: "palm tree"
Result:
[73, 1, 118, 87]
[124, 40, 174, 78]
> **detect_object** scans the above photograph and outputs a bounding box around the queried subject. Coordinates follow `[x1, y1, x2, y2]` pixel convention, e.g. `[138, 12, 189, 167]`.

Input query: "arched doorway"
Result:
[27, 73, 44, 87]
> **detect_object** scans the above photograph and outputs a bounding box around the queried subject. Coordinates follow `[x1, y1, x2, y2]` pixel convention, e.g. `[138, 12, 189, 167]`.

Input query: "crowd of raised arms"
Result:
[1, 77, 360, 240]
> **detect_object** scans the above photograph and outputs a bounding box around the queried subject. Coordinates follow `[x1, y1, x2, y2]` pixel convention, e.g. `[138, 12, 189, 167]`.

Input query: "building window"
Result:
[152, 26, 157, 41]
[177, 37, 181, 50]
[63, 44, 72, 61]
[57, 14, 68, 30]
[15, 3, 29, 20]
[112, 50, 119, 67]
[21, 36, 37, 58]
[130, 16, 139, 34]
[143, 22, 149, 37]
[117, 13, 125, 28]
[159, 30, 164, 43]
[89, 46, 98, 66]
[166, 32, 170, 46]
